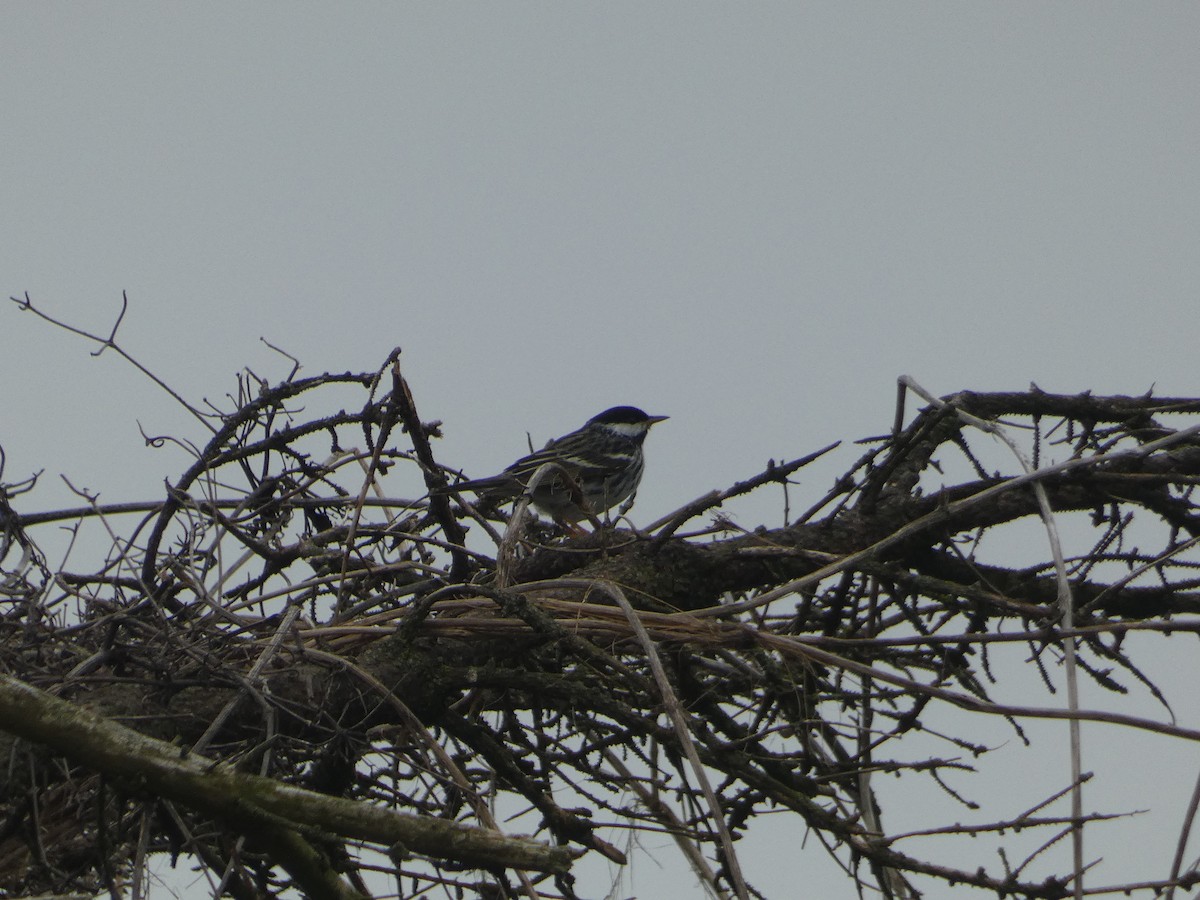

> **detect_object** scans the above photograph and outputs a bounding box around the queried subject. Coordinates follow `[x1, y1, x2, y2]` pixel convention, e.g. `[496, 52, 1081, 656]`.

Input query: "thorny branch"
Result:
[4, 298, 1200, 898]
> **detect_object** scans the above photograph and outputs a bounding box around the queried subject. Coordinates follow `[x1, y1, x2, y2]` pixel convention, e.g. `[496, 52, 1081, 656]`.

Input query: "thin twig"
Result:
[590, 580, 750, 900]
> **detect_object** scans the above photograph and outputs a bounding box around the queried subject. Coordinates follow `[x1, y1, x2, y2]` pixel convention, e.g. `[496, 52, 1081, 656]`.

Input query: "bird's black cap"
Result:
[588, 406, 669, 425]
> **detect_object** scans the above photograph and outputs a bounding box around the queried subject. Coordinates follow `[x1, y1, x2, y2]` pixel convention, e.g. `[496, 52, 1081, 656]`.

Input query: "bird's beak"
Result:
[647, 415, 669, 425]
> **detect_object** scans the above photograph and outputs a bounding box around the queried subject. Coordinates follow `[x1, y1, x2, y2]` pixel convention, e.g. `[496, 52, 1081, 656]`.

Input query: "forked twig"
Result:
[12, 292, 214, 428]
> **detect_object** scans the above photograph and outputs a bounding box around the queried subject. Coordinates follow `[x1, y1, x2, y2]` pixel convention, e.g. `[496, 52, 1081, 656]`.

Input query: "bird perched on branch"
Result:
[443, 406, 668, 530]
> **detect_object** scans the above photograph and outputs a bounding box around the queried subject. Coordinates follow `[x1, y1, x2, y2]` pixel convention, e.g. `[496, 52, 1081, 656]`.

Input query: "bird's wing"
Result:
[504, 431, 629, 481]
[443, 426, 626, 494]
[434, 445, 568, 497]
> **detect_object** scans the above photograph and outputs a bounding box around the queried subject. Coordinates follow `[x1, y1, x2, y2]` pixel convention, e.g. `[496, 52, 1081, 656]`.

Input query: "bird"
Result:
[443, 406, 668, 529]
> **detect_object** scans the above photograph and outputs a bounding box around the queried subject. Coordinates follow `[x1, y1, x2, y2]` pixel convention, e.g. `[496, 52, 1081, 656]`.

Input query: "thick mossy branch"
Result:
[0, 676, 576, 875]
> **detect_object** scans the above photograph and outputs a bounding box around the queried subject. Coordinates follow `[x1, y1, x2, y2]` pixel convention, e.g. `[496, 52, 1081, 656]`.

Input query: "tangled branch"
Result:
[4, 298, 1200, 898]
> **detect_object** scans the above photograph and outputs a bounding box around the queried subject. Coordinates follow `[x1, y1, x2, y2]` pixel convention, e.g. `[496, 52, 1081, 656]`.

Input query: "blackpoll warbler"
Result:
[446, 406, 668, 528]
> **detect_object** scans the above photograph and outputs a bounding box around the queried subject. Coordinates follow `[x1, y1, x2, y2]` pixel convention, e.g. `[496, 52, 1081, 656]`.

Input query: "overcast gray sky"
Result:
[4, 5, 1199, 898]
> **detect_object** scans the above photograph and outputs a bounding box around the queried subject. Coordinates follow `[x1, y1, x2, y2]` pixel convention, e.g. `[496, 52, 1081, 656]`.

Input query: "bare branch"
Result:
[6, 315, 1200, 900]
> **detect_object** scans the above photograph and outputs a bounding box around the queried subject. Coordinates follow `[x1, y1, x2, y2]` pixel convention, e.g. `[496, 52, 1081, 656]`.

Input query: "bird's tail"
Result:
[432, 475, 514, 498]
